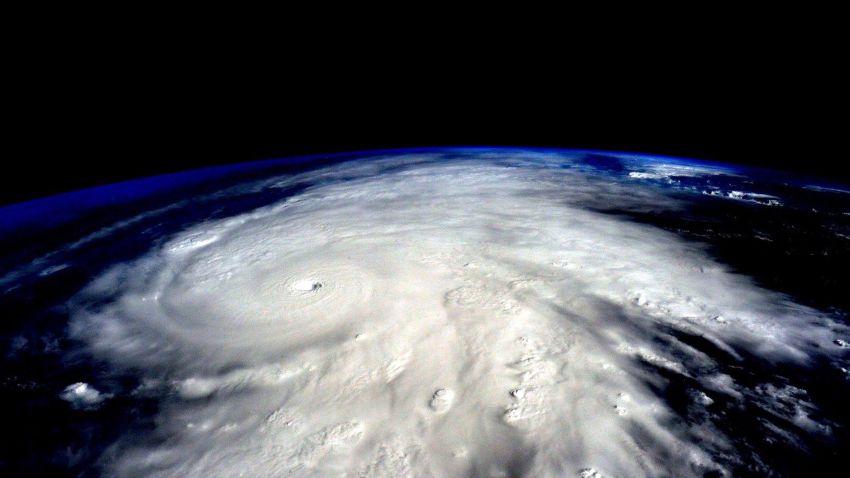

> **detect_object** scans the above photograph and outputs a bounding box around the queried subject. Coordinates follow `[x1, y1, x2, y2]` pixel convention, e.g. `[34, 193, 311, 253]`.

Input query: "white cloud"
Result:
[70, 153, 847, 477]
[60, 382, 109, 409]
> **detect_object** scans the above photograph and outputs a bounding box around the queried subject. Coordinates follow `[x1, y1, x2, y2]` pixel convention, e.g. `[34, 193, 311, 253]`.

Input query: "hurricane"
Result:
[57, 151, 848, 477]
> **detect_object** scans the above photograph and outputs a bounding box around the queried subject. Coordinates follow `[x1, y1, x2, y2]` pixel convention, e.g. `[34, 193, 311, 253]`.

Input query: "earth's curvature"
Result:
[1, 148, 849, 477]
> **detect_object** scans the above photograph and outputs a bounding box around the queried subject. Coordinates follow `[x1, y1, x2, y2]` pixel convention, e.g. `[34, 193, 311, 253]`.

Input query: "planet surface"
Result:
[1, 148, 849, 477]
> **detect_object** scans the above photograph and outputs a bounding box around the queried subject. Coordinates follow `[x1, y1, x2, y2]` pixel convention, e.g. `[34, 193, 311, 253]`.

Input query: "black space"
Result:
[6, 30, 846, 206]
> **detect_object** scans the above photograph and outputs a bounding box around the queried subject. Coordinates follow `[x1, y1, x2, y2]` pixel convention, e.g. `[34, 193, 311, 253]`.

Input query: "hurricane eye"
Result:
[291, 279, 322, 292]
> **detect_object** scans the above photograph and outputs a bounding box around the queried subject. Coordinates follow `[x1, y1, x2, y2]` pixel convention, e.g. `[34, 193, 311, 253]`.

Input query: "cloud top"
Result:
[71, 152, 847, 477]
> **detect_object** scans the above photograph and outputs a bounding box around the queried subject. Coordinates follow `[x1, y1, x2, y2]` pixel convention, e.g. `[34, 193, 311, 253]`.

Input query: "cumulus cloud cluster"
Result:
[71, 152, 847, 477]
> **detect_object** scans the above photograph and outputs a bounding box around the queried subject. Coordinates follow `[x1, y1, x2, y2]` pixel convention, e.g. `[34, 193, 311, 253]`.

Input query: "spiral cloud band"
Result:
[72, 152, 846, 477]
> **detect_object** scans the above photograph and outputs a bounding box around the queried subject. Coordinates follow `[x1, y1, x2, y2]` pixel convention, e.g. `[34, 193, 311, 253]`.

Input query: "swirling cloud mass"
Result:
[71, 153, 847, 477]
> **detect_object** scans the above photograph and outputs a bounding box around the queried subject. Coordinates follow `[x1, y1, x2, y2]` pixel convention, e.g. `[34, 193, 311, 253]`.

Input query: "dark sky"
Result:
[5, 40, 846, 206]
